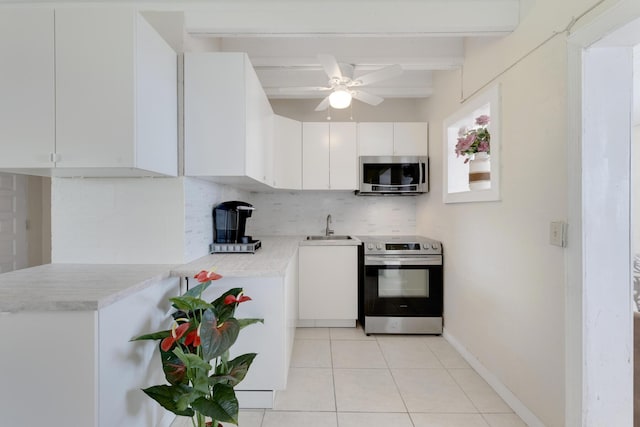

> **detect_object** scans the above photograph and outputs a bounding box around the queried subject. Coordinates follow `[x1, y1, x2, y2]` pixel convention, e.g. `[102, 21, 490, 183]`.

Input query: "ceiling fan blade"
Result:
[354, 64, 403, 86]
[352, 90, 384, 106]
[278, 86, 332, 93]
[317, 54, 343, 80]
[314, 96, 331, 111]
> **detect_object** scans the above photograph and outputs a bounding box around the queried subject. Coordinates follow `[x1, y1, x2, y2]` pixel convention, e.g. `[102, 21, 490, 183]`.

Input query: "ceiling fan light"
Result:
[329, 89, 352, 109]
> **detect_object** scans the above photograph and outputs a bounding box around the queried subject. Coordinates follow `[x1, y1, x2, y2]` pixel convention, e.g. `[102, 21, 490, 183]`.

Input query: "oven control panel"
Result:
[363, 236, 442, 255]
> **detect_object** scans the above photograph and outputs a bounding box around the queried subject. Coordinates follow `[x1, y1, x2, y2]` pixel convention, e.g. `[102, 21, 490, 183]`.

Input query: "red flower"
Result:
[161, 322, 190, 352]
[184, 327, 201, 347]
[194, 269, 223, 283]
[224, 293, 252, 305]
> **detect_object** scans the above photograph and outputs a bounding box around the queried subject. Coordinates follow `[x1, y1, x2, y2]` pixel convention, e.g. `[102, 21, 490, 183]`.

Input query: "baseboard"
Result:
[443, 328, 545, 427]
[297, 319, 356, 327]
[236, 390, 275, 408]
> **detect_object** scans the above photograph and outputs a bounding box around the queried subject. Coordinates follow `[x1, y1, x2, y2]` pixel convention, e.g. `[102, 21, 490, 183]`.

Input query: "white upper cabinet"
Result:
[302, 122, 357, 190]
[0, 8, 178, 177]
[329, 122, 358, 190]
[55, 8, 177, 176]
[273, 115, 302, 190]
[0, 9, 55, 169]
[357, 122, 394, 156]
[185, 52, 274, 185]
[302, 123, 330, 190]
[358, 122, 428, 157]
[393, 122, 429, 156]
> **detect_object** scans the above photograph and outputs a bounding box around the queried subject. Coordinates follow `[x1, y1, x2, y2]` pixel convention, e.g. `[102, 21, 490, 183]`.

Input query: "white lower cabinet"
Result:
[298, 245, 358, 326]
[0, 277, 181, 427]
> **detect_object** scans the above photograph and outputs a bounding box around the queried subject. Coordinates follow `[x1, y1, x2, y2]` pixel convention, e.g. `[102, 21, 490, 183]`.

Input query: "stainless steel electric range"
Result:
[360, 235, 443, 335]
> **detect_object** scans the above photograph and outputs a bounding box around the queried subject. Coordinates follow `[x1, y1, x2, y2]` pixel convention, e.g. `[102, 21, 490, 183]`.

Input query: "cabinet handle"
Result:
[49, 153, 60, 162]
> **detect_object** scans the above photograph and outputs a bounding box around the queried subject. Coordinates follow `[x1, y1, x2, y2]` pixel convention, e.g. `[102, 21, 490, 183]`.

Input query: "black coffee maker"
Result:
[212, 201, 255, 244]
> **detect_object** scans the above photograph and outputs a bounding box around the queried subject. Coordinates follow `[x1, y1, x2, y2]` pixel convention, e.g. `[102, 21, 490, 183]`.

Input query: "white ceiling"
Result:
[178, 0, 521, 103]
[1, 0, 523, 104]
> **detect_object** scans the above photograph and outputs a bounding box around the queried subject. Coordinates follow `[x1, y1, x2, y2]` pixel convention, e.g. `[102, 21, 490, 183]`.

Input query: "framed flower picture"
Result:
[442, 84, 501, 203]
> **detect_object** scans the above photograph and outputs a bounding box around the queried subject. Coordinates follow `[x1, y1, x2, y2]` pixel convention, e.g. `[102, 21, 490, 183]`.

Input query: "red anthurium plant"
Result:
[132, 269, 263, 427]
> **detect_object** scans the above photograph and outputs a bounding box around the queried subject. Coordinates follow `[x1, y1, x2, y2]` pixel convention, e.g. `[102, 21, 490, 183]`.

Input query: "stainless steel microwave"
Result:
[358, 156, 428, 195]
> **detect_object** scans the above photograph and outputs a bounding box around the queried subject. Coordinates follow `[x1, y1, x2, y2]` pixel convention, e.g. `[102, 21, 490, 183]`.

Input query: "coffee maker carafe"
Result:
[212, 201, 255, 244]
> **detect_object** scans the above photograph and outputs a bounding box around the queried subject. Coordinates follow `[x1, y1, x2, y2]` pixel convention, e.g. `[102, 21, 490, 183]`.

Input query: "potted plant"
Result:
[454, 114, 491, 163]
[455, 114, 491, 190]
[132, 269, 263, 427]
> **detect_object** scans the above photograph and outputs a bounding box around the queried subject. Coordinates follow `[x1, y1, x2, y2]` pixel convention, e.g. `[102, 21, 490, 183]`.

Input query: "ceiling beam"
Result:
[183, 1, 520, 36]
[264, 86, 433, 99]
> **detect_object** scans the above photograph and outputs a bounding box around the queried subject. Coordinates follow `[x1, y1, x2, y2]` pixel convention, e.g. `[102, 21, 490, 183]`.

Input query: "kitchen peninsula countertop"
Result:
[0, 236, 306, 312]
[172, 236, 303, 278]
[0, 263, 176, 312]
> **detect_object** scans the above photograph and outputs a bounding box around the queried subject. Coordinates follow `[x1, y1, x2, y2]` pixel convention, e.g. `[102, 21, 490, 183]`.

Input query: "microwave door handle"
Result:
[421, 162, 426, 184]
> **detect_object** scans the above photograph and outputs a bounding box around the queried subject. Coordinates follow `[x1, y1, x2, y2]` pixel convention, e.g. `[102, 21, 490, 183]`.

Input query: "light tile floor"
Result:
[171, 326, 528, 427]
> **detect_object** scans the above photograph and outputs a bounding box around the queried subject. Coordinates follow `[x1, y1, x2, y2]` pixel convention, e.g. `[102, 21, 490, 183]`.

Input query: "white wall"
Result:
[413, 0, 608, 425]
[246, 191, 418, 236]
[50, 175, 417, 262]
[52, 177, 186, 264]
[51, 176, 250, 264]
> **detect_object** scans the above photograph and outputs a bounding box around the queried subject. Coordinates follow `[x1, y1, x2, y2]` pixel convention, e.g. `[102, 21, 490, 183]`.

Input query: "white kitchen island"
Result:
[0, 237, 301, 427]
[171, 236, 300, 409]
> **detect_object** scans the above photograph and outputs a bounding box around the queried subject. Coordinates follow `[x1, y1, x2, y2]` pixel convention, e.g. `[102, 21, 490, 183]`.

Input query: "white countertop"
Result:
[172, 236, 303, 278]
[0, 263, 176, 312]
[0, 236, 313, 312]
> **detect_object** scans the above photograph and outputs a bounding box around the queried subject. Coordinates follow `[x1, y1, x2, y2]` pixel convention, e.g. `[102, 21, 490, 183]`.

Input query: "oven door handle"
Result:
[364, 256, 442, 266]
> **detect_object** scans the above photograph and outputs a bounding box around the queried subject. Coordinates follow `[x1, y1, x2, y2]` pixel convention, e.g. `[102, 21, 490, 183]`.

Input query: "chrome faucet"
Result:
[325, 214, 334, 236]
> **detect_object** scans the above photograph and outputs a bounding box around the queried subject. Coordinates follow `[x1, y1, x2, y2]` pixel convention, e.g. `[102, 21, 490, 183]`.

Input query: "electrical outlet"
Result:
[550, 221, 567, 247]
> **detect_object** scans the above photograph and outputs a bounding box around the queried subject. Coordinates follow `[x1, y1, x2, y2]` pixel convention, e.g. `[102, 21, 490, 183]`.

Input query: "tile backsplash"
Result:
[245, 191, 418, 236]
[184, 178, 251, 261]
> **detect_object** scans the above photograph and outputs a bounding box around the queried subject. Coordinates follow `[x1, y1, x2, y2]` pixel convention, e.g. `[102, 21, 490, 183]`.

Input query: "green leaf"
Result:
[237, 318, 264, 330]
[191, 384, 239, 424]
[210, 353, 257, 387]
[142, 384, 195, 417]
[183, 280, 213, 299]
[200, 309, 240, 361]
[170, 295, 214, 313]
[131, 330, 171, 341]
[160, 344, 188, 385]
[173, 346, 212, 373]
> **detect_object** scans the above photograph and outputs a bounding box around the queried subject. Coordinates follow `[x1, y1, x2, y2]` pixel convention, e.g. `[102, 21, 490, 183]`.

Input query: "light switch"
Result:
[550, 221, 567, 247]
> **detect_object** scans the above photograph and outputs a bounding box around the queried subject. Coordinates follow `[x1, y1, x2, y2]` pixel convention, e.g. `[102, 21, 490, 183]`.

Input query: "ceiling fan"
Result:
[279, 54, 403, 111]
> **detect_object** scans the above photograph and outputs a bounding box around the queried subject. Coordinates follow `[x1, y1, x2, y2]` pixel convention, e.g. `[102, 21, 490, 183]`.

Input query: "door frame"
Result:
[567, 1, 640, 425]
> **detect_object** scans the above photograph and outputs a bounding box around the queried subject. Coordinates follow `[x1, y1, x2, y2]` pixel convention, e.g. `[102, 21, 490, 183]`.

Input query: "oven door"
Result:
[363, 256, 443, 317]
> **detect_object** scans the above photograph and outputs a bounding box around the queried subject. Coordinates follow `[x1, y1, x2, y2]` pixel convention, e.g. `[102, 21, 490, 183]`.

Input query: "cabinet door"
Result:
[357, 122, 393, 156]
[134, 14, 178, 177]
[245, 56, 272, 183]
[329, 122, 358, 190]
[393, 122, 428, 156]
[55, 8, 136, 168]
[302, 123, 330, 189]
[299, 246, 358, 320]
[0, 9, 55, 169]
[273, 115, 302, 189]
[185, 53, 247, 176]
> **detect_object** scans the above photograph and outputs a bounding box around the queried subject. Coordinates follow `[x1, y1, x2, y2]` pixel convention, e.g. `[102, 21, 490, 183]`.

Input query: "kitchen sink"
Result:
[306, 235, 353, 241]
